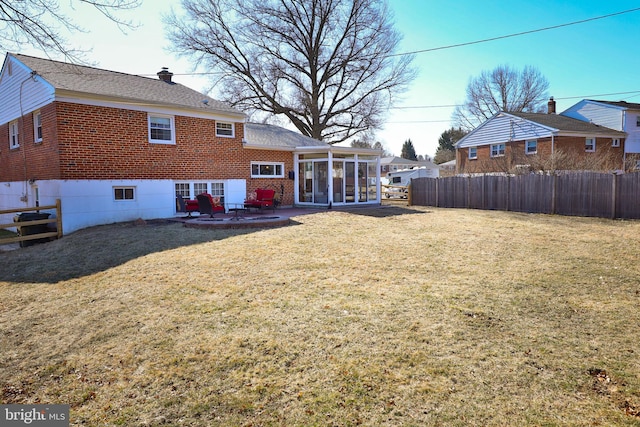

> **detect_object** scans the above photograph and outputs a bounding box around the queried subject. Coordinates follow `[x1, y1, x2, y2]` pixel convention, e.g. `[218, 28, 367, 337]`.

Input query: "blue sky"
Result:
[7, 1, 640, 158]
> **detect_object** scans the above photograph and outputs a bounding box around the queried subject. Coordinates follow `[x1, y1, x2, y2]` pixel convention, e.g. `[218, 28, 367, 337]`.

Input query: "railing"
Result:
[0, 200, 63, 246]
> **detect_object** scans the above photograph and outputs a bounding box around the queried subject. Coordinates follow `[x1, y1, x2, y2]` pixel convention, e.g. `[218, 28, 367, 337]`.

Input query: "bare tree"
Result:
[0, 0, 141, 61]
[453, 65, 549, 131]
[166, 0, 415, 144]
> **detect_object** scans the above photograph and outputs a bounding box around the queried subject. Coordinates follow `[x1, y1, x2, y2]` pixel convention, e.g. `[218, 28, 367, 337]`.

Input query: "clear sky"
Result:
[6, 0, 640, 158]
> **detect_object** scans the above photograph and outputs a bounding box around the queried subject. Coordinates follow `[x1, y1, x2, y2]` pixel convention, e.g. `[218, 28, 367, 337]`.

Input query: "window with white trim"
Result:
[9, 121, 19, 149]
[251, 161, 284, 178]
[33, 111, 42, 143]
[585, 138, 596, 152]
[525, 140, 537, 155]
[612, 138, 620, 147]
[148, 114, 175, 144]
[490, 143, 505, 157]
[174, 182, 225, 204]
[114, 187, 135, 200]
[468, 147, 477, 159]
[216, 122, 234, 137]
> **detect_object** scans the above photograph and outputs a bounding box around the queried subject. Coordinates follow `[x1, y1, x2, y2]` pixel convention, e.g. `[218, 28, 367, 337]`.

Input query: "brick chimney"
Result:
[157, 67, 173, 83]
[547, 97, 556, 114]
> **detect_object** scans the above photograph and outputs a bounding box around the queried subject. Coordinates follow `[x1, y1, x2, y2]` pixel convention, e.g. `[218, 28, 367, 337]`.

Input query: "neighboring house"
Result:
[380, 156, 438, 174]
[0, 53, 381, 233]
[455, 99, 626, 174]
[561, 99, 640, 167]
[437, 159, 456, 177]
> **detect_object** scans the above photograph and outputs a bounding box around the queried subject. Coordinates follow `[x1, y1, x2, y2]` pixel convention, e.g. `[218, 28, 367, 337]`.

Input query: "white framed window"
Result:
[612, 138, 620, 147]
[174, 182, 225, 204]
[33, 111, 42, 143]
[216, 122, 234, 137]
[525, 140, 537, 155]
[148, 114, 175, 144]
[636, 116, 640, 127]
[490, 143, 505, 157]
[9, 120, 19, 149]
[251, 161, 284, 178]
[585, 138, 596, 152]
[114, 187, 135, 200]
[468, 147, 477, 159]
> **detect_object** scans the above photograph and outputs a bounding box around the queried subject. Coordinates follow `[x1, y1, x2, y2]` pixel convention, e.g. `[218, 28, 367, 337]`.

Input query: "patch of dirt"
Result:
[587, 368, 640, 418]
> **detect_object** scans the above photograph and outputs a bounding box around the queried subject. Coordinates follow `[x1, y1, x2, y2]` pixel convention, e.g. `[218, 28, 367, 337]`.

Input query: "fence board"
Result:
[411, 172, 640, 220]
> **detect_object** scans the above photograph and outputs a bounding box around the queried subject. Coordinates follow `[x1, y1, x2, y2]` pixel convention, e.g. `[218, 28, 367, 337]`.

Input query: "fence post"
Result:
[551, 173, 557, 215]
[611, 173, 618, 220]
[56, 199, 63, 238]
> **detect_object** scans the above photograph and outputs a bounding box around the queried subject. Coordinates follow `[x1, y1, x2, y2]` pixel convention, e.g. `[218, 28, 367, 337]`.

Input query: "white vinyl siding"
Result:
[562, 101, 624, 131]
[456, 112, 555, 149]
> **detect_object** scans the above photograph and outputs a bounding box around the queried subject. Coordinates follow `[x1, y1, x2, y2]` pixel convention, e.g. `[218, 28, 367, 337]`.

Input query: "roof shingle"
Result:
[13, 53, 243, 117]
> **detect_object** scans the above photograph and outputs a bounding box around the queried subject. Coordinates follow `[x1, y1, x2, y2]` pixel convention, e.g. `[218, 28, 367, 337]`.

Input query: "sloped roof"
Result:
[11, 53, 244, 117]
[381, 156, 438, 168]
[244, 122, 328, 149]
[586, 100, 640, 110]
[510, 112, 626, 136]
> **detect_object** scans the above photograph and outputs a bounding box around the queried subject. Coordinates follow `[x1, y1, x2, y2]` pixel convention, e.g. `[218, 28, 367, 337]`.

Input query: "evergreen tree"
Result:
[400, 139, 417, 160]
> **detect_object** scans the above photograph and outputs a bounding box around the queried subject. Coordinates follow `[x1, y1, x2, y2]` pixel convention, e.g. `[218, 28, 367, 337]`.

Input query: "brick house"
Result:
[455, 98, 627, 174]
[0, 53, 381, 233]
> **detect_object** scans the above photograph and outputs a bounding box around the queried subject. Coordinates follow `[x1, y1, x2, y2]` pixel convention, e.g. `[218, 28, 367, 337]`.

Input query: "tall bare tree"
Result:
[166, 0, 415, 144]
[0, 0, 141, 61]
[453, 65, 549, 131]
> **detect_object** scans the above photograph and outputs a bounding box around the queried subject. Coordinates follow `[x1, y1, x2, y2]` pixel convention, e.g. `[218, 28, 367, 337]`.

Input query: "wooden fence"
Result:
[0, 200, 63, 246]
[410, 172, 640, 220]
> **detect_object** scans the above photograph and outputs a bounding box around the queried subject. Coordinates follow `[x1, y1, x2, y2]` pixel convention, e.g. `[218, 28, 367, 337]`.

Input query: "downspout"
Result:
[18, 70, 39, 204]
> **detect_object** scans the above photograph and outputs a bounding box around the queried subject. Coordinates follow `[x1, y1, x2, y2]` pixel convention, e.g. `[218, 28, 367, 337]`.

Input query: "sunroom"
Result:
[295, 146, 381, 207]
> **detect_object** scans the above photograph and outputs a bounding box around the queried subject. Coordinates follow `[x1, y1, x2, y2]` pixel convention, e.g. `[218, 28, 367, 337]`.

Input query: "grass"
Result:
[1, 205, 640, 426]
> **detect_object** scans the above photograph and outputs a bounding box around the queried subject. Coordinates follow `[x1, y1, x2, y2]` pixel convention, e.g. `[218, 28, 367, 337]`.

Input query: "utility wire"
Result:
[388, 7, 640, 57]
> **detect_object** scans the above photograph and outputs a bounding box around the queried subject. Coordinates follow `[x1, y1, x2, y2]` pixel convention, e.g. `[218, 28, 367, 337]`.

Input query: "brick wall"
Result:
[457, 136, 625, 173]
[1, 101, 297, 204]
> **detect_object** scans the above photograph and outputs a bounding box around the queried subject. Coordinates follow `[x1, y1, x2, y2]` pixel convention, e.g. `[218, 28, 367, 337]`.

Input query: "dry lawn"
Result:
[1, 206, 640, 426]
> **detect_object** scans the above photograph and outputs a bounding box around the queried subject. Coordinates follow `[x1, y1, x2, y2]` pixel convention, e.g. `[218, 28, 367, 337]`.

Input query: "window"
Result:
[33, 111, 42, 143]
[174, 182, 225, 204]
[148, 114, 174, 144]
[490, 143, 505, 157]
[194, 182, 208, 195]
[216, 122, 234, 137]
[251, 161, 284, 178]
[636, 116, 640, 127]
[9, 121, 19, 149]
[612, 138, 620, 147]
[468, 147, 477, 159]
[585, 138, 596, 152]
[114, 187, 135, 200]
[525, 140, 537, 155]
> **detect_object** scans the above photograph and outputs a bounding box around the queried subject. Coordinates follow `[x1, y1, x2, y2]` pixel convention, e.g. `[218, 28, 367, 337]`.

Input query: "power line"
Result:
[390, 90, 640, 110]
[389, 7, 640, 57]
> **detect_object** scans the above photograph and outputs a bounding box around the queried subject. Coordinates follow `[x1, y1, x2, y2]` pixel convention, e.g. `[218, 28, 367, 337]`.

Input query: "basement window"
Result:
[114, 187, 135, 201]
